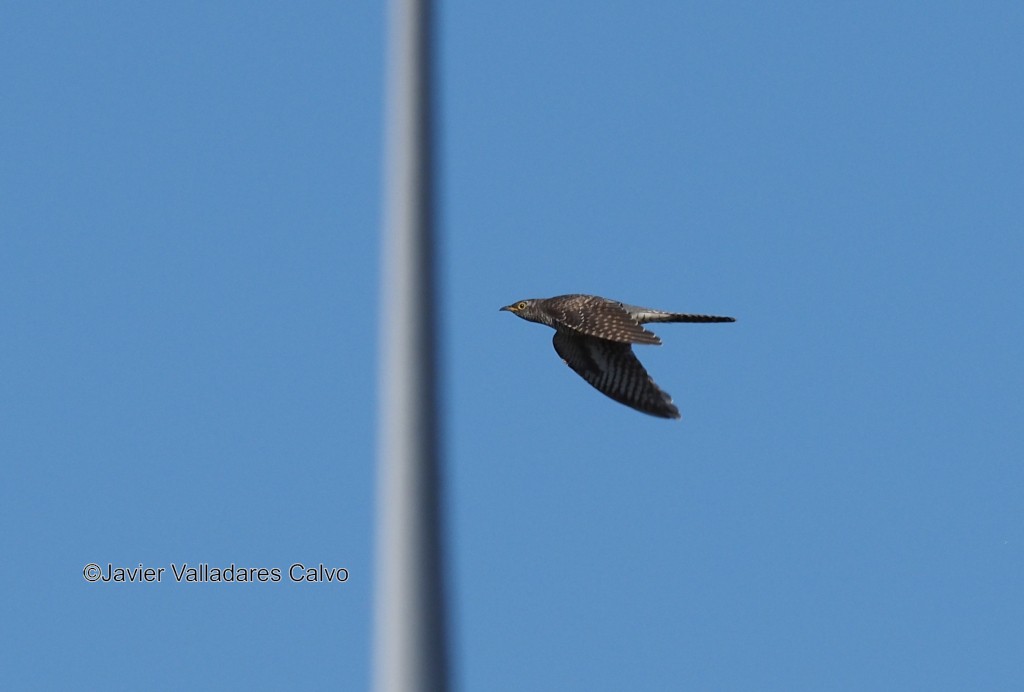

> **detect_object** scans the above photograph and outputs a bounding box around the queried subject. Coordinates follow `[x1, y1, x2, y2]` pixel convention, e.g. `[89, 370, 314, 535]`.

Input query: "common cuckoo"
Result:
[500, 294, 735, 419]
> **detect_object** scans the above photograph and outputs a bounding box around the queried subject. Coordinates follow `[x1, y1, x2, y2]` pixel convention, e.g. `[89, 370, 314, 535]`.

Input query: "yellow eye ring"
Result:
[516, 301, 528, 310]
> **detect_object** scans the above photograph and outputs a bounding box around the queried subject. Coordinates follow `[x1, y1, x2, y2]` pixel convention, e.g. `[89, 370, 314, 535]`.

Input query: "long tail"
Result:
[630, 308, 736, 324]
[660, 312, 735, 323]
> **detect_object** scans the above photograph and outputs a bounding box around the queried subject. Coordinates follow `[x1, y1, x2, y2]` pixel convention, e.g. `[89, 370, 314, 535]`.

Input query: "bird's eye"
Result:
[516, 301, 528, 310]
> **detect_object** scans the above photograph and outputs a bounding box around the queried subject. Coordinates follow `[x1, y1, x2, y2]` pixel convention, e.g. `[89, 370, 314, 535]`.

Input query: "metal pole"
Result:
[373, 0, 447, 690]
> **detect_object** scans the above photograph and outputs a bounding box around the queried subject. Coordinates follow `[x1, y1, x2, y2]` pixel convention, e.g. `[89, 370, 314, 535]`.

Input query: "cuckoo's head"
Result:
[500, 298, 542, 323]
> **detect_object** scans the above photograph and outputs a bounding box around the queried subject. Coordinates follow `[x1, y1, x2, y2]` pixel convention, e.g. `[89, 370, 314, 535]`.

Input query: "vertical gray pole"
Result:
[373, 0, 448, 690]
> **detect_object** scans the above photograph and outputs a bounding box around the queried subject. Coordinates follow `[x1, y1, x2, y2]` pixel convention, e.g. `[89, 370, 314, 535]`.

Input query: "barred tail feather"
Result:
[663, 313, 736, 323]
[631, 310, 736, 324]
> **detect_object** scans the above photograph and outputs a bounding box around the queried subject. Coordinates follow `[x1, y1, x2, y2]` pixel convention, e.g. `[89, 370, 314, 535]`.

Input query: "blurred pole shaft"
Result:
[373, 0, 448, 691]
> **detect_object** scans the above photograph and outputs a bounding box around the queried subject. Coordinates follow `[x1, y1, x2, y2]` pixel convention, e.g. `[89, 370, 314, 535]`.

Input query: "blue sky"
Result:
[3, 2, 1023, 690]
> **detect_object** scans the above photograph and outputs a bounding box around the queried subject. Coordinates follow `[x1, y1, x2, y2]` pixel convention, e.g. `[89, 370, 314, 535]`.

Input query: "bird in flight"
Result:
[500, 294, 735, 419]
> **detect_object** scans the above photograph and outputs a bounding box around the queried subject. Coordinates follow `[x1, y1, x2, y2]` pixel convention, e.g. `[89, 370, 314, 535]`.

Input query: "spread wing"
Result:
[552, 331, 680, 419]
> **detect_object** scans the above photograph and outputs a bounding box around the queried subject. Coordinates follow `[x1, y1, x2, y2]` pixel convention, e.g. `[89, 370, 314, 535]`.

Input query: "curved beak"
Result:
[499, 304, 512, 312]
